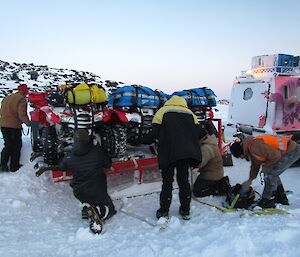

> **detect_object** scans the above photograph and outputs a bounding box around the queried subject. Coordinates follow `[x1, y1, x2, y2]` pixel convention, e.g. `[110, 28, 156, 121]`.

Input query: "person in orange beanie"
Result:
[0, 84, 30, 172]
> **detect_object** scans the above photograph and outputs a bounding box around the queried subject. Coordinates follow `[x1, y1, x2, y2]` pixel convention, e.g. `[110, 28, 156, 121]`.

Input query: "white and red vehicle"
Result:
[228, 54, 300, 140]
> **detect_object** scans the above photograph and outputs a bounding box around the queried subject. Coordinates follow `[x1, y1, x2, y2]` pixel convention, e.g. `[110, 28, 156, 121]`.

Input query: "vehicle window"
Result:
[243, 88, 253, 100]
[296, 86, 300, 101]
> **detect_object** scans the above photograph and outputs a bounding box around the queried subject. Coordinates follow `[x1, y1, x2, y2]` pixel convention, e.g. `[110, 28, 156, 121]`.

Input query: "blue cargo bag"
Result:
[172, 87, 217, 107]
[109, 85, 169, 108]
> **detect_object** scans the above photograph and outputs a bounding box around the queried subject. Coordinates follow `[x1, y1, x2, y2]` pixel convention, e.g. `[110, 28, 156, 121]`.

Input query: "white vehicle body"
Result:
[227, 54, 300, 135]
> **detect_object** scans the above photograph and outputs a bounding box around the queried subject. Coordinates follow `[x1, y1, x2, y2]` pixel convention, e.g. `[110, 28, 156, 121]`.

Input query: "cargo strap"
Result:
[154, 90, 165, 108]
[202, 87, 214, 107]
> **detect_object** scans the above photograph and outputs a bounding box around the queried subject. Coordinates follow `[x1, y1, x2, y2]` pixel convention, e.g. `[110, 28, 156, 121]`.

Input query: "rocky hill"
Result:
[0, 59, 229, 105]
[217, 99, 229, 105]
[0, 60, 123, 98]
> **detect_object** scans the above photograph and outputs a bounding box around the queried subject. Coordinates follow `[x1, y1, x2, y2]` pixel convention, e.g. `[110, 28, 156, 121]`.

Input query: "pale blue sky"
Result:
[1, 0, 300, 98]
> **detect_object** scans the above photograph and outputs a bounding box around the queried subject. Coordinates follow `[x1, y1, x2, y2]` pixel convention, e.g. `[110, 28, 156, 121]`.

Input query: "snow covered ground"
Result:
[1, 104, 300, 257]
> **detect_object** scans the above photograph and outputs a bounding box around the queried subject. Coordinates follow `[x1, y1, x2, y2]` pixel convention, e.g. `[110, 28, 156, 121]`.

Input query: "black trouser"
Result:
[160, 159, 191, 213]
[1, 127, 22, 171]
[193, 177, 219, 197]
[75, 190, 115, 220]
[73, 173, 115, 218]
[262, 144, 300, 199]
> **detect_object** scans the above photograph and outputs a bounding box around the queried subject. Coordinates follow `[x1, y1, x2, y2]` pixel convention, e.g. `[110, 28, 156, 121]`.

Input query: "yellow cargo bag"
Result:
[90, 84, 108, 104]
[67, 83, 91, 105]
[67, 83, 108, 105]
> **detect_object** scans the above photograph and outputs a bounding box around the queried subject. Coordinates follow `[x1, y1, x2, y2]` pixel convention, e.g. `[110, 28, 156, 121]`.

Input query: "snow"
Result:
[1, 105, 300, 257]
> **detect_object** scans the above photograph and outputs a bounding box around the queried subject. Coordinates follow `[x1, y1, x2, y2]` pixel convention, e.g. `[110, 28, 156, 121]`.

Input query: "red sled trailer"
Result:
[50, 157, 159, 184]
[36, 118, 231, 186]
[28, 83, 231, 186]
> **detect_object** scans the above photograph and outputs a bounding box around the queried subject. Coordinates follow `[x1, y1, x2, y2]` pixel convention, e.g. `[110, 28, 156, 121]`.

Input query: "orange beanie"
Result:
[18, 84, 29, 95]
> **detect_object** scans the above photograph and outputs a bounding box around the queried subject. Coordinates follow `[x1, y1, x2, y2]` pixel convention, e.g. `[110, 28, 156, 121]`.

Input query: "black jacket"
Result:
[59, 141, 112, 206]
[150, 96, 202, 169]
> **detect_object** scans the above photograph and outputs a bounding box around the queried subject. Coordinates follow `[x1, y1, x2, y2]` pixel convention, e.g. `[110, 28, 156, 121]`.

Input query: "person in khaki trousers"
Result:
[193, 122, 231, 197]
[0, 84, 30, 172]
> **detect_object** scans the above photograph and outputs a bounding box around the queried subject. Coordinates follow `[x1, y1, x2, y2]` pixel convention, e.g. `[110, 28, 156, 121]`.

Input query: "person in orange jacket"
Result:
[230, 134, 300, 208]
[0, 84, 30, 172]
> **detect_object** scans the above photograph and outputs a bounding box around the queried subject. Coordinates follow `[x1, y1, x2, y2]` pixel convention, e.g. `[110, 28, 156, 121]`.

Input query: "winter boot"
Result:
[102, 206, 117, 220]
[257, 198, 276, 209]
[218, 176, 232, 195]
[81, 203, 90, 219]
[274, 184, 289, 205]
[10, 164, 23, 172]
[86, 206, 103, 234]
[93, 205, 117, 221]
[193, 177, 219, 197]
[0, 165, 9, 172]
[179, 207, 190, 220]
[157, 194, 171, 219]
[156, 208, 169, 219]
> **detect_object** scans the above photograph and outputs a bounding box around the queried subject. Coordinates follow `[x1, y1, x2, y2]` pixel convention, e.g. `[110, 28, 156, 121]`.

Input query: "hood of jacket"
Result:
[164, 95, 188, 108]
[71, 141, 93, 156]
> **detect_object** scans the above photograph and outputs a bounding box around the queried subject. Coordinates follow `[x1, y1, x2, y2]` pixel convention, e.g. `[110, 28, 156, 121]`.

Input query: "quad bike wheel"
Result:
[42, 126, 58, 165]
[101, 125, 127, 158]
[30, 121, 43, 152]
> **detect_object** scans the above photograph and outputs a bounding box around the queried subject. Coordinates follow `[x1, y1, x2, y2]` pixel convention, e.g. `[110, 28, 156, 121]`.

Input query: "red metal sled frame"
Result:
[51, 118, 223, 183]
[214, 118, 223, 153]
[105, 157, 158, 182]
[51, 157, 159, 183]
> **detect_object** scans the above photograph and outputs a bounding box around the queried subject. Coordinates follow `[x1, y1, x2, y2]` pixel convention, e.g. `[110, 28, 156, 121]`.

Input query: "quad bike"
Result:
[108, 85, 168, 145]
[108, 85, 224, 153]
[28, 83, 129, 169]
[111, 107, 157, 145]
[172, 87, 233, 166]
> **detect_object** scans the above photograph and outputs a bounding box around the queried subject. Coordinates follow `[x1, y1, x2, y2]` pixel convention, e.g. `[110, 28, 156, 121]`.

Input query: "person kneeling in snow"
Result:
[230, 134, 300, 208]
[59, 129, 116, 234]
[193, 122, 231, 197]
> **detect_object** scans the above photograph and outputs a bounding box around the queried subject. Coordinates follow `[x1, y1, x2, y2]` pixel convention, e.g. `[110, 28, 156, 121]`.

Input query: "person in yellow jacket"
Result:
[0, 84, 30, 172]
[230, 134, 300, 208]
[142, 95, 205, 220]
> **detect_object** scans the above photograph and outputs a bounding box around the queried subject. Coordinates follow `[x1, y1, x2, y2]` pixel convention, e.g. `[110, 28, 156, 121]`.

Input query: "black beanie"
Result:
[230, 141, 243, 158]
[74, 129, 90, 143]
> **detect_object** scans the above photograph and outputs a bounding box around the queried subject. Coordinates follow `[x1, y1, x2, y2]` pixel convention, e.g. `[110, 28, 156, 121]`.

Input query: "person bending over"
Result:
[230, 134, 300, 208]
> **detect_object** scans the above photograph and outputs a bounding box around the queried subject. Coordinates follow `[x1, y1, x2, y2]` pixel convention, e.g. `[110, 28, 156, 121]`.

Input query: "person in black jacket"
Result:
[59, 129, 116, 234]
[144, 95, 203, 220]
